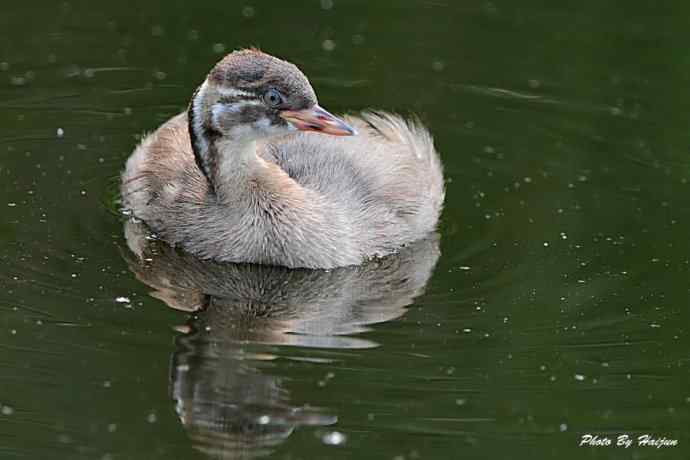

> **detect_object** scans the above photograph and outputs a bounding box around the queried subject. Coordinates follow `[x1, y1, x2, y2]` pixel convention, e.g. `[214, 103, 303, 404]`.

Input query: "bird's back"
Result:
[262, 112, 444, 251]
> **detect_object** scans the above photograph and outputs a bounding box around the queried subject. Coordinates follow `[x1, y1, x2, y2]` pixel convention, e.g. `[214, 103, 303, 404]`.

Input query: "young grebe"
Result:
[121, 49, 444, 269]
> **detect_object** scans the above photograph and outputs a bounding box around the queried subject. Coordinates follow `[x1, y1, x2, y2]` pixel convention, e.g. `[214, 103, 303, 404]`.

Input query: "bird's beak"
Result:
[280, 105, 356, 136]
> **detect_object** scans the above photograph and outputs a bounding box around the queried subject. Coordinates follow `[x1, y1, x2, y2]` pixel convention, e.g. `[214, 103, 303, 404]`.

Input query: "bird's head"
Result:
[189, 49, 355, 149]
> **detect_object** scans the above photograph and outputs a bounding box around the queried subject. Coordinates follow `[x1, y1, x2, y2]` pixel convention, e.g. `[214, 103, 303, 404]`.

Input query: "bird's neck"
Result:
[208, 136, 264, 202]
[188, 81, 305, 205]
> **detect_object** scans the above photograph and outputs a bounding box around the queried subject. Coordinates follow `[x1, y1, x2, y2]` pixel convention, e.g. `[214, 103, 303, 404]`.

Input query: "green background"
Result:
[1, 1, 689, 459]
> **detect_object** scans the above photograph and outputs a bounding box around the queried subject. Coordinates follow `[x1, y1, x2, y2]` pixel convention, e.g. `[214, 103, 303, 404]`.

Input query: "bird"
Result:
[121, 49, 444, 269]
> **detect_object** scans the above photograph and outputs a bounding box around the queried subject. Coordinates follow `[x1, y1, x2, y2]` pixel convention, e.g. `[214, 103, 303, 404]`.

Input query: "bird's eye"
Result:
[263, 89, 284, 108]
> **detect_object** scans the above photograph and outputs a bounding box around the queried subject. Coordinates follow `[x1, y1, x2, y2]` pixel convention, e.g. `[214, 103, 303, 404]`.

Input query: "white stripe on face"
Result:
[222, 99, 263, 113]
[191, 80, 210, 155]
[216, 86, 255, 98]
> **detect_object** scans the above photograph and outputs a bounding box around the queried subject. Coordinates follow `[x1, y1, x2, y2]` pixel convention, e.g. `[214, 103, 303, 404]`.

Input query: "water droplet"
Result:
[574, 374, 585, 381]
[56, 128, 64, 138]
[257, 415, 270, 425]
[432, 60, 445, 72]
[242, 5, 255, 17]
[559, 423, 568, 432]
[1, 405, 15, 415]
[322, 39, 336, 52]
[322, 431, 346, 446]
[151, 25, 164, 37]
[146, 412, 157, 423]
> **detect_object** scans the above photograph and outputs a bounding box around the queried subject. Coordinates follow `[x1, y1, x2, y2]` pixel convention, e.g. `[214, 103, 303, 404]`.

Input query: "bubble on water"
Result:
[257, 415, 270, 425]
[0, 62, 9, 71]
[559, 423, 568, 432]
[322, 431, 346, 446]
[115, 296, 130, 304]
[107, 423, 117, 433]
[432, 60, 445, 72]
[574, 374, 585, 381]
[242, 5, 255, 17]
[1, 405, 14, 415]
[320, 0, 334, 9]
[455, 398, 466, 406]
[351, 34, 365, 45]
[187, 29, 199, 41]
[528, 79, 541, 89]
[146, 412, 157, 423]
[153, 70, 167, 81]
[151, 25, 164, 37]
[56, 128, 64, 138]
[10, 76, 26, 86]
[212, 43, 226, 54]
[322, 39, 336, 52]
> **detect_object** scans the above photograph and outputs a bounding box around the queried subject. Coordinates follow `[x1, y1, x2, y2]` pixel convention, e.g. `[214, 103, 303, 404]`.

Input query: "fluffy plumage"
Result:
[121, 50, 444, 269]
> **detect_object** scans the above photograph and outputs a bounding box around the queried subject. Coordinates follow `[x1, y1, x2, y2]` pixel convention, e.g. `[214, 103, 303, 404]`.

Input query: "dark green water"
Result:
[1, 1, 689, 459]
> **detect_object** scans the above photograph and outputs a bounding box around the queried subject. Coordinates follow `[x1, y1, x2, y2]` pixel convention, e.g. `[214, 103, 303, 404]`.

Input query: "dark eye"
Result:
[263, 89, 284, 108]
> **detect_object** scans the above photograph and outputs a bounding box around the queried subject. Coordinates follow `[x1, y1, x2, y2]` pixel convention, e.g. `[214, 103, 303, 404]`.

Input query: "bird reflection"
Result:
[122, 220, 440, 459]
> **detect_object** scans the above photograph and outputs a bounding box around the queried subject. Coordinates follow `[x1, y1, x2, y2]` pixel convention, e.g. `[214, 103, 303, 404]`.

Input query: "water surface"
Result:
[1, 1, 689, 459]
